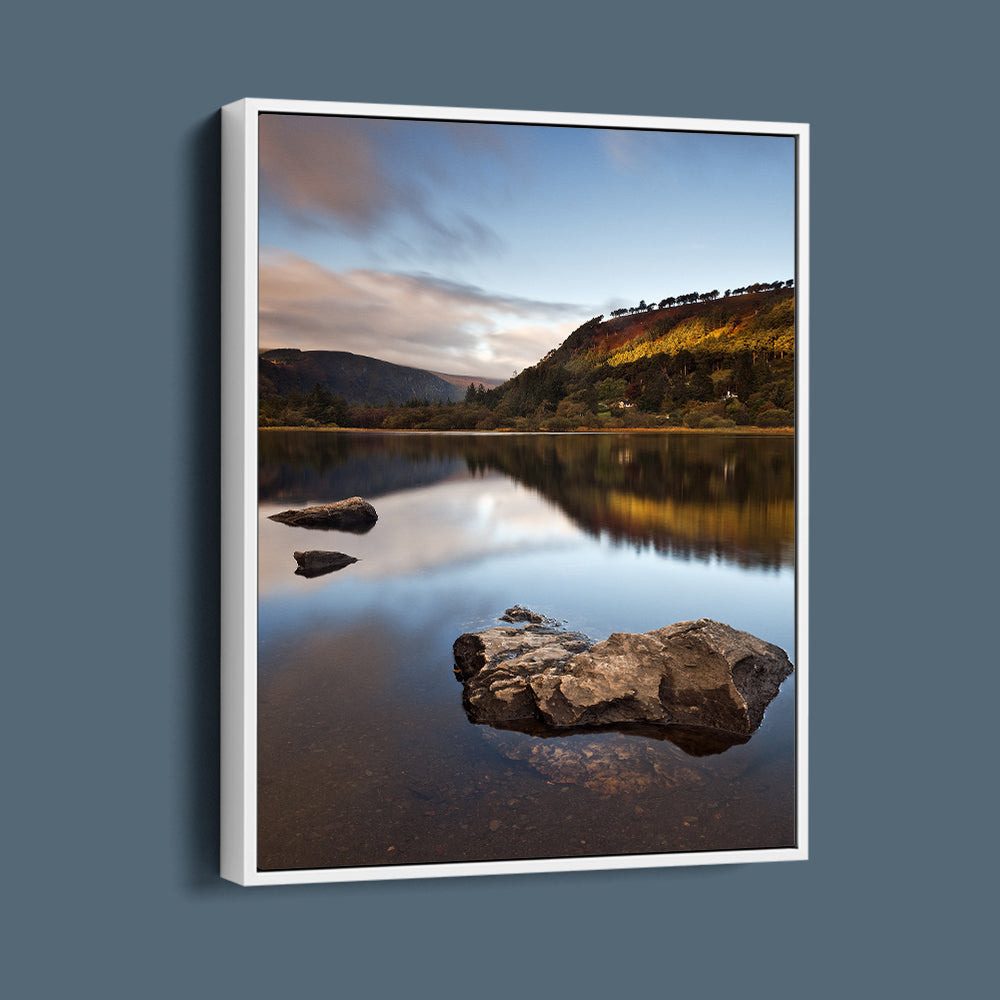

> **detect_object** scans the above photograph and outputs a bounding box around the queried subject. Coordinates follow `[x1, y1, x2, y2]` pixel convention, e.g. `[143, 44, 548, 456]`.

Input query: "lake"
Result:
[257, 430, 797, 872]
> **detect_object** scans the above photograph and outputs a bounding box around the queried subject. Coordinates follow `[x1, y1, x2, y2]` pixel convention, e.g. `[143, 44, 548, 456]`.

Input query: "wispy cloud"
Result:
[258, 249, 586, 379]
[600, 129, 643, 171]
[598, 128, 679, 172]
[258, 114, 507, 261]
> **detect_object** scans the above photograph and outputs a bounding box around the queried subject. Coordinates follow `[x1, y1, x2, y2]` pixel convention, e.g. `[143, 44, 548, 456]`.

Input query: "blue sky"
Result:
[258, 112, 796, 379]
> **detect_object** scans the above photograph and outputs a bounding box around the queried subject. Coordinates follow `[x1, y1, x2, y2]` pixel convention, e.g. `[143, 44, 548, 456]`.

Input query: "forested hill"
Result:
[259, 349, 466, 406]
[258, 283, 796, 430]
[564, 284, 794, 365]
[483, 283, 796, 429]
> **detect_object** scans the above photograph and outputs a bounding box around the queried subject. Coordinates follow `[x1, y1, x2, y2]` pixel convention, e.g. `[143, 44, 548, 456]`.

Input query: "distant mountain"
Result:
[431, 371, 505, 392]
[258, 349, 469, 405]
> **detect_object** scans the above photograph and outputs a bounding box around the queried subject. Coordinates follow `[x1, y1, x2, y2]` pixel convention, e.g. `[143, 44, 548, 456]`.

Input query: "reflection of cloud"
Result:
[258, 114, 507, 260]
[259, 477, 579, 598]
[257, 472, 795, 660]
[259, 249, 583, 378]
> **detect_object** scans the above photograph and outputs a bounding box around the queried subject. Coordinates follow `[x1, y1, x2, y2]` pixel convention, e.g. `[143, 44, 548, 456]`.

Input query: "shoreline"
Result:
[258, 425, 794, 436]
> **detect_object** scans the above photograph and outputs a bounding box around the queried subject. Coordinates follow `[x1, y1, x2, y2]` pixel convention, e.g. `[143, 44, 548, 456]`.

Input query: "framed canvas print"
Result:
[221, 98, 809, 885]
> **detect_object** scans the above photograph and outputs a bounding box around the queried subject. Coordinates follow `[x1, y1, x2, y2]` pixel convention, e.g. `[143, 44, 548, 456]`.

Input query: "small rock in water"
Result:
[269, 496, 378, 533]
[293, 550, 358, 578]
[499, 605, 550, 624]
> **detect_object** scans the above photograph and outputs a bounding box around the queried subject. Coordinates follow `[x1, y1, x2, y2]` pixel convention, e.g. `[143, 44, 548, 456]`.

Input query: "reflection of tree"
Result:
[465, 433, 794, 569]
[259, 430, 795, 569]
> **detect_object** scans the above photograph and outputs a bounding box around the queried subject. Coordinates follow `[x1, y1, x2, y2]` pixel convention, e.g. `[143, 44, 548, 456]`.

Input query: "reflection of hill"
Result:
[466, 433, 795, 569]
[578, 491, 793, 568]
[258, 430, 465, 503]
[259, 430, 795, 569]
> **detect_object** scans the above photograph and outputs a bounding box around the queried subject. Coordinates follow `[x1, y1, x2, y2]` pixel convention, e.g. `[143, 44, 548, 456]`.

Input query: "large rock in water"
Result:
[269, 496, 377, 532]
[453, 616, 792, 736]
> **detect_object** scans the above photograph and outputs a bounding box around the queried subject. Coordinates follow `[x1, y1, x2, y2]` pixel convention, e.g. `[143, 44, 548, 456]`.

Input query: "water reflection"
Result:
[260, 430, 794, 569]
[483, 717, 751, 755]
[259, 474, 583, 597]
[256, 430, 797, 871]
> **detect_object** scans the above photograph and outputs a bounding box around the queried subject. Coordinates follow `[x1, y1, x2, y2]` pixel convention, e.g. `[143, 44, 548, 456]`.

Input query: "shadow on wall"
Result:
[182, 110, 223, 889]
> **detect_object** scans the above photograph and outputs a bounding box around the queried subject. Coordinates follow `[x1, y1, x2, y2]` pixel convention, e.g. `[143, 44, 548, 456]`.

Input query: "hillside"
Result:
[487, 285, 796, 429]
[259, 349, 467, 406]
[577, 287, 794, 365]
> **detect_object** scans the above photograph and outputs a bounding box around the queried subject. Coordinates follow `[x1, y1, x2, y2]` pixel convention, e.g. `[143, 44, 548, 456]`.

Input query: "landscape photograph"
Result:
[250, 106, 805, 877]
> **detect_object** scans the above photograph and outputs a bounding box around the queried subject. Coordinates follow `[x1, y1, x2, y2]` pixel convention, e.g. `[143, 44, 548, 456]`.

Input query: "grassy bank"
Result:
[258, 424, 794, 435]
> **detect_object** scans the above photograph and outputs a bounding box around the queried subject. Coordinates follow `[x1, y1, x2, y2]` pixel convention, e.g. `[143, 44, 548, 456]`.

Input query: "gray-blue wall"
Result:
[8, 2, 994, 996]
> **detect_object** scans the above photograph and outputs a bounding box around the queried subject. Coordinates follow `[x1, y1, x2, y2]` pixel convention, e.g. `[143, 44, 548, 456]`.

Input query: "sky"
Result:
[258, 111, 796, 380]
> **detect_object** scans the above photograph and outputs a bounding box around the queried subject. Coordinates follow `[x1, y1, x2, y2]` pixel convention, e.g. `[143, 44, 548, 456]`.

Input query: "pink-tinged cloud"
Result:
[259, 114, 387, 230]
[258, 114, 506, 259]
[258, 249, 586, 380]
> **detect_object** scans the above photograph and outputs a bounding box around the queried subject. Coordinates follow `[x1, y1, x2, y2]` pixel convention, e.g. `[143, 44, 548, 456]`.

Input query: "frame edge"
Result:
[220, 98, 258, 885]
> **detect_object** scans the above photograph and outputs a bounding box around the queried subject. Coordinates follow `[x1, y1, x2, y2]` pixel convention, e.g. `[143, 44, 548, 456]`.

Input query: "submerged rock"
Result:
[269, 497, 378, 532]
[484, 718, 751, 757]
[479, 727, 706, 794]
[293, 550, 358, 578]
[453, 614, 792, 736]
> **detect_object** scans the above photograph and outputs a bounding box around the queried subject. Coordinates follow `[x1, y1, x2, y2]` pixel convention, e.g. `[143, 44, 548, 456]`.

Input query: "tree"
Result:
[691, 369, 715, 400]
[305, 382, 335, 421]
[734, 351, 755, 402]
[330, 394, 349, 425]
[725, 398, 749, 425]
[672, 349, 694, 377]
[756, 407, 793, 428]
[639, 372, 667, 412]
[463, 382, 487, 406]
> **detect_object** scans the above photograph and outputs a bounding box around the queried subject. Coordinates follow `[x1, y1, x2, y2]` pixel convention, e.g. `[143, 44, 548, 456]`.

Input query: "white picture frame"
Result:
[222, 97, 808, 886]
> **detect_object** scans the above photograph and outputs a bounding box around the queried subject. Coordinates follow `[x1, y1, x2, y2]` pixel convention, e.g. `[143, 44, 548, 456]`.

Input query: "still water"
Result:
[257, 430, 797, 871]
